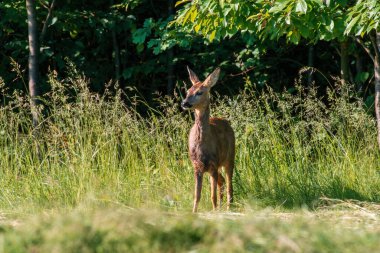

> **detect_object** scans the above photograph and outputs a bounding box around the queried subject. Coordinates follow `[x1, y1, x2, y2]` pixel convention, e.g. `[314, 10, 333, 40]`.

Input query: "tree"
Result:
[174, 0, 352, 83]
[345, 0, 380, 147]
[26, 0, 40, 128]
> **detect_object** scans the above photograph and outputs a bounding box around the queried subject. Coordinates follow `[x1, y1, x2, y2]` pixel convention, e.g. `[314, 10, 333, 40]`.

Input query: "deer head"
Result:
[181, 67, 220, 110]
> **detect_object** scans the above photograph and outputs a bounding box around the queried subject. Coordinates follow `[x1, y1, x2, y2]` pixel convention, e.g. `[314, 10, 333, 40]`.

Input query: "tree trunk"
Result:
[340, 40, 350, 85]
[374, 32, 380, 148]
[26, 0, 40, 128]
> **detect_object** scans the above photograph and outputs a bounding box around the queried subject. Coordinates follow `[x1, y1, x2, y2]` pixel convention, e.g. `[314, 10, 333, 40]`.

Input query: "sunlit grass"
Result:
[2, 203, 380, 253]
[0, 71, 379, 214]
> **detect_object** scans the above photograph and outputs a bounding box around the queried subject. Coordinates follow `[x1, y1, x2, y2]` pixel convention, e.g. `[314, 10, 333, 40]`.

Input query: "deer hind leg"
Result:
[210, 170, 218, 211]
[217, 171, 225, 209]
[193, 171, 203, 213]
[225, 162, 234, 210]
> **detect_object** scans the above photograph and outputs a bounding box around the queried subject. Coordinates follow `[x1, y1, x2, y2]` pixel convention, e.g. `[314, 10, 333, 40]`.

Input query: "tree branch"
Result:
[38, 0, 49, 9]
[369, 30, 380, 59]
[229, 67, 255, 77]
[40, 0, 57, 44]
[355, 36, 375, 63]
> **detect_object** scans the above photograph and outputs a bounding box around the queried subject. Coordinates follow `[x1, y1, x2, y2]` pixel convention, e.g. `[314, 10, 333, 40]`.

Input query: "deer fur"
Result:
[181, 67, 235, 212]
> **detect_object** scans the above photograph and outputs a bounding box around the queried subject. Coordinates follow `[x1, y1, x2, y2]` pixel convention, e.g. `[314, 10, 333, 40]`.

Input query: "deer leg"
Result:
[193, 171, 203, 213]
[210, 170, 218, 211]
[217, 171, 225, 209]
[225, 163, 234, 210]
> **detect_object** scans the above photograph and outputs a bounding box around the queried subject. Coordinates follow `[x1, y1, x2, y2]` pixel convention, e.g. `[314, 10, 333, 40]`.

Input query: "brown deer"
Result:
[181, 67, 235, 212]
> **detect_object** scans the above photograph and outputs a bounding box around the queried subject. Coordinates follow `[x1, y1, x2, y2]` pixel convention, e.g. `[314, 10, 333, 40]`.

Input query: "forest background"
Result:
[1, 0, 379, 105]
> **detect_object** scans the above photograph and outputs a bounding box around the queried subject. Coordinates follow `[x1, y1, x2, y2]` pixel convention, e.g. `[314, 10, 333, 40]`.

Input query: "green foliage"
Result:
[171, 0, 380, 102]
[131, 17, 193, 55]
[1, 0, 379, 99]
[132, 18, 154, 45]
[174, 0, 259, 42]
[1, 0, 196, 93]
[174, 0, 353, 44]
[345, 0, 380, 36]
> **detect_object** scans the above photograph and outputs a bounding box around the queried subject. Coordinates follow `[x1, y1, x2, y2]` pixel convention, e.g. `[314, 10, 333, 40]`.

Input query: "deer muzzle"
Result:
[181, 100, 192, 110]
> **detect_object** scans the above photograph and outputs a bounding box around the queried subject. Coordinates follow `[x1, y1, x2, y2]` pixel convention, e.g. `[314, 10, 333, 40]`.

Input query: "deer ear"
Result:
[187, 66, 200, 85]
[203, 68, 220, 88]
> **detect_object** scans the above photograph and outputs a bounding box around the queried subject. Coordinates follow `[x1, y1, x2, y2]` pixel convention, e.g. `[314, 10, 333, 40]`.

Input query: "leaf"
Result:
[143, 18, 154, 28]
[209, 30, 216, 42]
[365, 21, 376, 34]
[70, 30, 78, 38]
[365, 95, 374, 109]
[233, 3, 239, 11]
[194, 23, 201, 33]
[355, 72, 369, 83]
[40, 46, 53, 57]
[356, 25, 364, 36]
[175, 0, 191, 7]
[190, 8, 197, 22]
[285, 14, 291, 25]
[308, 0, 322, 4]
[132, 28, 150, 44]
[147, 39, 158, 49]
[298, 24, 310, 37]
[345, 15, 360, 35]
[269, 0, 289, 13]
[223, 6, 233, 17]
[288, 30, 300, 44]
[296, 0, 307, 14]
[182, 8, 193, 25]
[329, 20, 334, 32]
[49, 17, 58, 27]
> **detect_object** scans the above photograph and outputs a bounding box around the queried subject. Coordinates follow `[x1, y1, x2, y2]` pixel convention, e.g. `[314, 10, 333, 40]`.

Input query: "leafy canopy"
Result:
[174, 0, 379, 44]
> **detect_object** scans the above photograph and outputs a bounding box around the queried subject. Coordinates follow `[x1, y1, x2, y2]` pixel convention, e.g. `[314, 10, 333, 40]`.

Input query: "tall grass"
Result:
[0, 71, 379, 212]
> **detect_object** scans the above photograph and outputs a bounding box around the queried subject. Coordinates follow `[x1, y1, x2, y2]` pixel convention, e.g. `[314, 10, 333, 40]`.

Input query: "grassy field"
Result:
[1, 201, 380, 252]
[0, 73, 380, 251]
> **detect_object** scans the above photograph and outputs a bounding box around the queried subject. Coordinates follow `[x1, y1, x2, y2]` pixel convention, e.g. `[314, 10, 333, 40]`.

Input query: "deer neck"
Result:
[194, 102, 211, 138]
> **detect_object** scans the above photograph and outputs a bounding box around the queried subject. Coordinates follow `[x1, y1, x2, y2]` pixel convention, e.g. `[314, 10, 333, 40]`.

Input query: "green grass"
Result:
[1, 72, 380, 251]
[0, 73, 380, 212]
[1, 204, 380, 253]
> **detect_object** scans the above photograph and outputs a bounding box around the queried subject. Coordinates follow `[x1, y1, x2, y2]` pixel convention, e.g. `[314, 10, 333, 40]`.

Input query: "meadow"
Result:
[0, 71, 380, 252]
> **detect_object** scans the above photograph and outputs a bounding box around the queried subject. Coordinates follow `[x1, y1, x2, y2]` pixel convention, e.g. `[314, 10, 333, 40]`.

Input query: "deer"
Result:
[181, 67, 235, 213]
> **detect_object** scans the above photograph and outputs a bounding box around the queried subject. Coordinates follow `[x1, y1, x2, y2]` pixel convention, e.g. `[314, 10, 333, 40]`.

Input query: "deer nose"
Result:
[181, 101, 191, 109]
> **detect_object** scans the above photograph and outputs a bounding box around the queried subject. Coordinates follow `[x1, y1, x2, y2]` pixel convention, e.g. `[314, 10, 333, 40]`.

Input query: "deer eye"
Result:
[196, 91, 203, 96]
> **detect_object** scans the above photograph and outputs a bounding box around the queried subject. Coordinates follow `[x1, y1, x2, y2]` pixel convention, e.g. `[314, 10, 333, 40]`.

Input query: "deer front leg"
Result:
[210, 170, 218, 211]
[193, 171, 203, 213]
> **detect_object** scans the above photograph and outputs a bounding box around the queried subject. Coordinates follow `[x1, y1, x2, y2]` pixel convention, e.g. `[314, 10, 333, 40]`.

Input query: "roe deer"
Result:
[181, 67, 235, 213]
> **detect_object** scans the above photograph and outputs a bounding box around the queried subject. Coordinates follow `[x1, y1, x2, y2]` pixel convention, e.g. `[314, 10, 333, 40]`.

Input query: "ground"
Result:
[1, 198, 379, 252]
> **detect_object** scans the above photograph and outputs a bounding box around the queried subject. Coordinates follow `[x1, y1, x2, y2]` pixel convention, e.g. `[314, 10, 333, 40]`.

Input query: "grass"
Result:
[1, 72, 379, 211]
[0, 71, 380, 251]
[1, 201, 380, 252]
